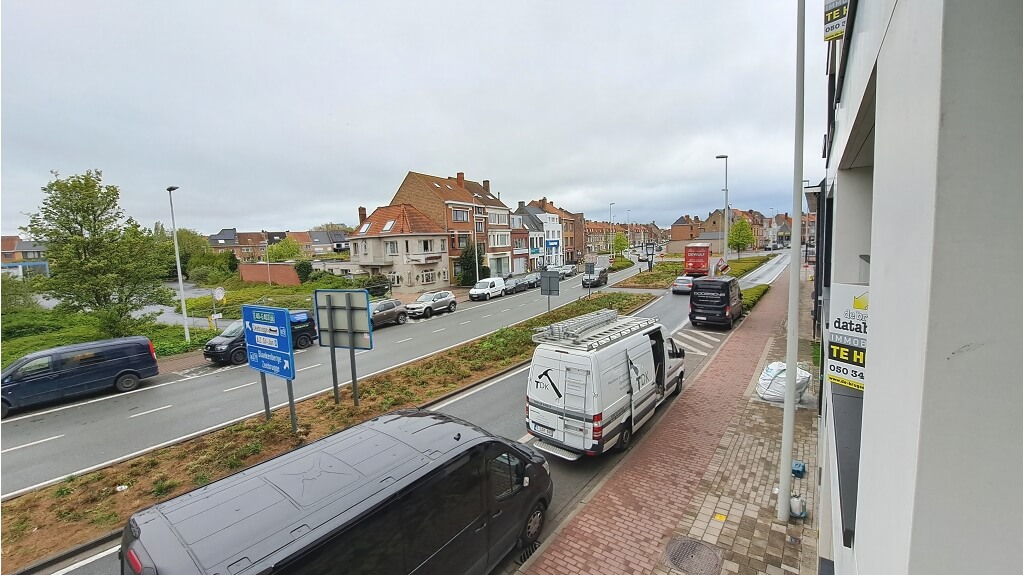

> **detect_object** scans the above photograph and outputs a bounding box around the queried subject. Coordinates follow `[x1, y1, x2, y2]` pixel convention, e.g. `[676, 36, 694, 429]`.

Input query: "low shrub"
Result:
[741, 284, 770, 310]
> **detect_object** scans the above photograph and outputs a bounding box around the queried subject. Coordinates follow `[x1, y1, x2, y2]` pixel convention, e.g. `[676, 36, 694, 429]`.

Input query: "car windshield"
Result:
[416, 294, 434, 302]
[474, 281, 490, 289]
[221, 320, 244, 337]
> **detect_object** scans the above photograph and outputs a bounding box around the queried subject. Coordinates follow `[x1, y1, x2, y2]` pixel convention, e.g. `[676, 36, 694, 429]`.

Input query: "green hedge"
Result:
[741, 284, 770, 310]
[608, 258, 635, 272]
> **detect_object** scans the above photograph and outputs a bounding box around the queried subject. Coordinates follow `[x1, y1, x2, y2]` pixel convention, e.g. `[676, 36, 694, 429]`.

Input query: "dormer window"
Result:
[382, 220, 395, 232]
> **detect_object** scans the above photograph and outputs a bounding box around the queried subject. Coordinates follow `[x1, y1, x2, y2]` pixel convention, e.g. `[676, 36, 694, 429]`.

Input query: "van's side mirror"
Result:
[668, 339, 685, 359]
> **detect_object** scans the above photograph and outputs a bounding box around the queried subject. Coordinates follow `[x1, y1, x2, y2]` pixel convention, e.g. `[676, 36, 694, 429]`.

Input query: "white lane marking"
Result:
[129, 405, 173, 419]
[691, 331, 721, 342]
[674, 332, 715, 348]
[673, 339, 707, 356]
[51, 544, 120, 575]
[224, 381, 257, 392]
[518, 303, 526, 307]
[518, 433, 534, 443]
[482, 314, 492, 318]
[2, 435, 65, 454]
[433, 328, 446, 333]
[501, 308, 511, 312]
[533, 299, 539, 302]
[428, 365, 531, 411]
[298, 364, 321, 372]
[396, 338, 413, 343]
[460, 320, 471, 325]
[225, 363, 320, 392]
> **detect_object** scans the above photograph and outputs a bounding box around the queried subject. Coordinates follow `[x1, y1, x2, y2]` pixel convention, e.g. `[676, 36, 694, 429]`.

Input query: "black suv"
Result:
[204, 310, 317, 365]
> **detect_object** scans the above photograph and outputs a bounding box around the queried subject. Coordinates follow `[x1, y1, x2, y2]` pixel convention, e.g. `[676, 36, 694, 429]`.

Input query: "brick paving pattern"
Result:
[521, 266, 820, 575]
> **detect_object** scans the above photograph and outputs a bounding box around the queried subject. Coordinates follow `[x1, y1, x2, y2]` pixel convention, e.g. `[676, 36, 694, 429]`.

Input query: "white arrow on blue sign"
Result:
[241, 304, 295, 380]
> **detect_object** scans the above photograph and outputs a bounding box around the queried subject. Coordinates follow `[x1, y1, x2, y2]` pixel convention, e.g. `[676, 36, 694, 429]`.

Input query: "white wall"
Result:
[832, 1, 1023, 574]
[829, 167, 873, 285]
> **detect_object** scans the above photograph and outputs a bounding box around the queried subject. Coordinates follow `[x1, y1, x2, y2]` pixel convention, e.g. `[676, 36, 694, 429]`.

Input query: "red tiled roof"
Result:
[1, 236, 19, 252]
[287, 231, 312, 244]
[236, 232, 265, 246]
[405, 172, 476, 204]
[355, 204, 447, 237]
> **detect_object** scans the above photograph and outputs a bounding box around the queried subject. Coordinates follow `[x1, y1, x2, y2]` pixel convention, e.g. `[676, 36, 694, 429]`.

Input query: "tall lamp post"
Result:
[715, 155, 729, 262]
[626, 209, 631, 247]
[608, 202, 615, 254]
[166, 186, 190, 343]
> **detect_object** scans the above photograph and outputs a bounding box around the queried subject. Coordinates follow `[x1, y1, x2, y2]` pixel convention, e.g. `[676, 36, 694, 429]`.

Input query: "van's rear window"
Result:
[691, 283, 727, 304]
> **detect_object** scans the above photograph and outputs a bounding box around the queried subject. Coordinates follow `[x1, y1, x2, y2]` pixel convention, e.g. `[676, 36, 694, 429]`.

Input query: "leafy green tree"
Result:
[311, 222, 355, 233]
[22, 170, 174, 337]
[613, 232, 629, 256]
[456, 244, 486, 286]
[267, 237, 302, 262]
[1, 274, 41, 312]
[219, 250, 239, 272]
[294, 260, 313, 283]
[728, 218, 756, 256]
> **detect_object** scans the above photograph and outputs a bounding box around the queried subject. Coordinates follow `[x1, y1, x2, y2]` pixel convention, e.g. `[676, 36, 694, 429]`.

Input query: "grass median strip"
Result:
[0, 291, 652, 573]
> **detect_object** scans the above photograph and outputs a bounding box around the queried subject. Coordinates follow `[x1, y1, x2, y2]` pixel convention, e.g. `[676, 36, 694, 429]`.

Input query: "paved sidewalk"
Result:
[519, 268, 819, 575]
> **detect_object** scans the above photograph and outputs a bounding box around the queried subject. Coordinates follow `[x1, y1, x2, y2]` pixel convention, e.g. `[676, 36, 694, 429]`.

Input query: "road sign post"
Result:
[540, 270, 560, 313]
[242, 304, 298, 431]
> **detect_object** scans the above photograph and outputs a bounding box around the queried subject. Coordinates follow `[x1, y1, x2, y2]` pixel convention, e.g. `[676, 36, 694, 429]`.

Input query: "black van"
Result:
[1, 336, 159, 418]
[120, 410, 553, 575]
[689, 276, 744, 329]
[204, 310, 317, 365]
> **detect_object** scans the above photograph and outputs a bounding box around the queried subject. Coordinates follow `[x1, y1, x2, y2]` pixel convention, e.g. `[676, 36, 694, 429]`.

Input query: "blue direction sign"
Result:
[241, 305, 295, 380]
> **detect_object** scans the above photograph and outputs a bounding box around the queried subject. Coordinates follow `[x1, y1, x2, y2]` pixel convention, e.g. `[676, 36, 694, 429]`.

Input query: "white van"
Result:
[525, 309, 685, 461]
[469, 277, 506, 301]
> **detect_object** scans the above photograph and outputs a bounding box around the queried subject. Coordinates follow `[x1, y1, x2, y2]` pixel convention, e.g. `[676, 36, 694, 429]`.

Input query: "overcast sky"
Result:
[2, 1, 826, 237]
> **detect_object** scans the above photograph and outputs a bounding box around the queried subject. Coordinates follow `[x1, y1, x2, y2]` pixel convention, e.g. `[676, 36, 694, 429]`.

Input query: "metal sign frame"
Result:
[314, 288, 374, 406]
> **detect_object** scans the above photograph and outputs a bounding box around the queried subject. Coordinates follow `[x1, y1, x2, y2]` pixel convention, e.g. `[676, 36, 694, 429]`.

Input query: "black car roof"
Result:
[692, 275, 736, 284]
[134, 410, 491, 573]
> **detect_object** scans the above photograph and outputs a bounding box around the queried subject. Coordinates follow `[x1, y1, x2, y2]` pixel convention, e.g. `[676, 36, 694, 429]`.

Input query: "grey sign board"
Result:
[540, 271, 561, 296]
[314, 289, 374, 350]
[585, 262, 595, 275]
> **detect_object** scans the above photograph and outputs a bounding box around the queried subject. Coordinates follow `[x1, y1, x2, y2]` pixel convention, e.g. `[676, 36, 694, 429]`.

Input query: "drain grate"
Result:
[516, 541, 542, 565]
[663, 537, 723, 575]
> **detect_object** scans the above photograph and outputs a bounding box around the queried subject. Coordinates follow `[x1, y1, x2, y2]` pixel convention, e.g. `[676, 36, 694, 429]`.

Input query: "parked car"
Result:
[469, 277, 506, 300]
[369, 299, 408, 327]
[204, 310, 317, 366]
[638, 253, 649, 262]
[2, 337, 159, 418]
[522, 272, 541, 288]
[405, 291, 457, 318]
[504, 277, 528, 294]
[671, 276, 694, 294]
[546, 265, 567, 280]
[560, 264, 577, 277]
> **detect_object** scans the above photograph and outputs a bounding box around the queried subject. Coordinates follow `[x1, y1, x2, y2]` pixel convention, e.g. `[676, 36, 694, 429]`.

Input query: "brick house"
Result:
[349, 204, 450, 295]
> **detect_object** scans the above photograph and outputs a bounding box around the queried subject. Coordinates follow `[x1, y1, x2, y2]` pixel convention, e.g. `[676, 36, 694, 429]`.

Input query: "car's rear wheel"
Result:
[484, 293, 490, 301]
[396, 312, 408, 324]
[448, 302, 457, 313]
[115, 373, 140, 393]
[295, 334, 313, 349]
[230, 348, 247, 365]
[423, 307, 433, 318]
[1, 401, 10, 419]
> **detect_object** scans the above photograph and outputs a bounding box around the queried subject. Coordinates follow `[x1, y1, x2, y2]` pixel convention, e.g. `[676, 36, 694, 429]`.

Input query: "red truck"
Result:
[684, 242, 712, 277]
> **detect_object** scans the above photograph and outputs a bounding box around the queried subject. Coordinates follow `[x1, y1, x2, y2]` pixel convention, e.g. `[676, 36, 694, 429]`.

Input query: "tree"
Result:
[455, 244, 485, 286]
[1, 273, 41, 312]
[612, 232, 629, 257]
[22, 170, 174, 337]
[158, 226, 211, 278]
[267, 237, 303, 262]
[728, 218, 756, 257]
[311, 222, 355, 233]
[294, 260, 313, 283]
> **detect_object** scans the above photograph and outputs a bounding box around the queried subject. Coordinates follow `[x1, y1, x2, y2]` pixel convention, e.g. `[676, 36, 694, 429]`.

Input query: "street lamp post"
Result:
[608, 202, 615, 254]
[626, 209, 631, 247]
[166, 186, 190, 343]
[716, 155, 729, 263]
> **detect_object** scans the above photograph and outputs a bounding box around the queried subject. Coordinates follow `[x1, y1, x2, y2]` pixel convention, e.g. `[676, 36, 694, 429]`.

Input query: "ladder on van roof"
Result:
[532, 308, 658, 351]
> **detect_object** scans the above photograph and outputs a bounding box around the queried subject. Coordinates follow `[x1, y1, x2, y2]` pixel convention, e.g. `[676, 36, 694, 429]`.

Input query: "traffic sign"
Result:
[241, 304, 295, 380]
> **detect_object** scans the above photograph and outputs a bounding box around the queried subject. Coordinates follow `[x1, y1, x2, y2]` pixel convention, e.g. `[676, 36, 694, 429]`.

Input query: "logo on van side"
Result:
[534, 369, 563, 399]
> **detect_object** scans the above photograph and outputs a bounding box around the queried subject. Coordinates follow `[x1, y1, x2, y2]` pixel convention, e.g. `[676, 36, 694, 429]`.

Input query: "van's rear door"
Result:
[527, 349, 590, 452]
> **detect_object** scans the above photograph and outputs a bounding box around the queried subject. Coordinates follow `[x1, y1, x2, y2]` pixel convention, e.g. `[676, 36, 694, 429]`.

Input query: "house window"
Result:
[514, 238, 526, 249]
[218, 239, 225, 244]
[384, 241, 398, 255]
[488, 233, 510, 248]
[242, 247, 252, 253]
[420, 240, 433, 252]
[382, 220, 395, 232]
[352, 243, 359, 255]
[458, 236, 469, 249]
[475, 206, 486, 215]
[358, 222, 370, 234]
[440, 239, 446, 251]
[452, 209, 469, 222]
[488, 213, 508, 225]
[476, 222, 484, 233]
[361, 241, 368, 254]
[420, 270, 436, 284]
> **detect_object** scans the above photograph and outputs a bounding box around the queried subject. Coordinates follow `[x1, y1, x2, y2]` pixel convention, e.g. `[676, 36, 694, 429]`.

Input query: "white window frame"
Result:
[419, 239, 433, 253]
[384, 241, 399, 255]
[452, 209, 469, 222]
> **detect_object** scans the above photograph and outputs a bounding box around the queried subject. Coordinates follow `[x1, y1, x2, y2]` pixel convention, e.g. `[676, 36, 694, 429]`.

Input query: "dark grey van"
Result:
[689, 276, 743, 329]
[581, 267, 609, 287]
[1, 336, 159, 418]
[120, 410, 553, 575]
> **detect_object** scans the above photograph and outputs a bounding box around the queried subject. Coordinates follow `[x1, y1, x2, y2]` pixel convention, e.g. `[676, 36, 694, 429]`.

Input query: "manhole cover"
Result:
[663, 537, 723, 575]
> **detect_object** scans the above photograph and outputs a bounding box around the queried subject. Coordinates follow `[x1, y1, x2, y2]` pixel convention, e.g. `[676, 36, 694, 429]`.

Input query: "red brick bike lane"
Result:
[520, 272, 790, 575]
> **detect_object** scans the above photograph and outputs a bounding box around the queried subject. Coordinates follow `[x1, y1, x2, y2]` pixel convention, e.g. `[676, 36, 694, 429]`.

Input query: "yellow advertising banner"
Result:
[825, 0, 849, 41]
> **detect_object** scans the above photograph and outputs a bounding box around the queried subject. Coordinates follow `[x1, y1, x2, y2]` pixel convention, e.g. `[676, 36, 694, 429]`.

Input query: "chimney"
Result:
[358, 207, 367, 224]
[518, 201, 525, 210]
[457, 172, 465, 188]
[483, 179, 490, 192]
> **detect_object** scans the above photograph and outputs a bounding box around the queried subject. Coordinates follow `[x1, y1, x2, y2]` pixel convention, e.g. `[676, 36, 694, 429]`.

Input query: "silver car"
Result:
[405, 291, 457, 318]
